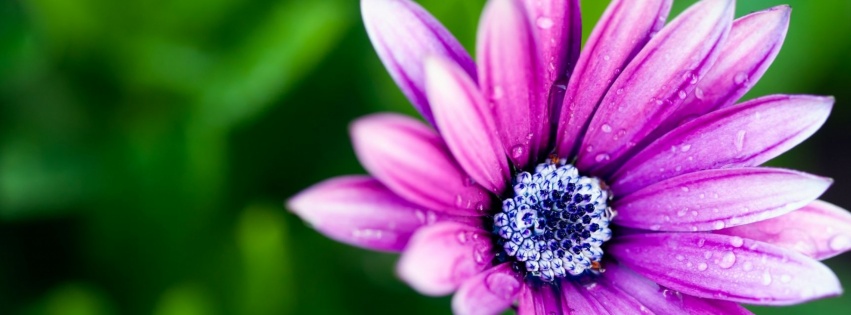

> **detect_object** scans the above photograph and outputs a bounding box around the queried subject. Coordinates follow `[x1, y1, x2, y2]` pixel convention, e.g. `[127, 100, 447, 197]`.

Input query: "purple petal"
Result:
[517, 284, 565, 315]
[452, 264, 522, 315]
[612, 95, 834, 195]
[614, 168, 832, 232]
[288, 176, 471, 252]
[577, 0, 734, 174]
[351, 113, 492, 215]
[717, 200, 851, 260]
[426, 57, 511, 194]
[362, 0, 476, 126]
[604, 263, 753, 315]
[477, 0, 547, 169]
[522, 0, 581, 123]
[397, 222, 494, 296]
[609, 233, 843, 305]
[576, 278, 654, 314]
[560, 280, 610, 314]
[659, 6, 791, 134]
[554, 0, 672, 159]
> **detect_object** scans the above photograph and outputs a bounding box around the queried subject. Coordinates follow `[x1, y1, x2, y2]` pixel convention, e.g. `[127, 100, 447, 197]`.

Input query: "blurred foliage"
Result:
[1, 0, 851, 314]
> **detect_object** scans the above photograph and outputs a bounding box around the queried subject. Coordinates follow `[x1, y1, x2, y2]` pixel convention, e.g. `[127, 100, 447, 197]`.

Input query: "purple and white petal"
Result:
[615, 168, 832, 232]
[604, 263, 753, 315]
[560, 280, 611, 314]
[397, 222, 494, 296]
[452, 264, 522, 315]
[660, 6, 791, 134]
[609, 233, 843, 305]
[362, 0, 476, 126]
[522, 0, 581, 123]
[555, 0, 672, 159]
[288, 176, 470, 252]
[477, 0, 547, 169]
[351, 113, 492, 215]
[579, 277, 654, 314]
[426, 57, 511, 194]
[612, 95, 833, 195]
[577, 0, 734, 174]
[718, 200, 851, 260]
[517, 284, 565, 315]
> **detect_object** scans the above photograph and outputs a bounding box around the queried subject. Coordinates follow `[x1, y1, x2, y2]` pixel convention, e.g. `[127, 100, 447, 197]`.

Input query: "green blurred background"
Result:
[1, 0, 850, 314]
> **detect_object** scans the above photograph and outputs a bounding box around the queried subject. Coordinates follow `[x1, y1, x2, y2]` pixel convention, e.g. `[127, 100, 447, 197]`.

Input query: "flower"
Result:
[288, 0, 851, 313]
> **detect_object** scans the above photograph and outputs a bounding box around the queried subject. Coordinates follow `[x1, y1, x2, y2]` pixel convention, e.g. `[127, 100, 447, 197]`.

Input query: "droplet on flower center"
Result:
[493, 158, 613, 282]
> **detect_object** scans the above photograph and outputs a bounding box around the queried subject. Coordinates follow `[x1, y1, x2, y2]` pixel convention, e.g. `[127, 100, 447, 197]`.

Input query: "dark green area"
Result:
[1, 0, 851, 314]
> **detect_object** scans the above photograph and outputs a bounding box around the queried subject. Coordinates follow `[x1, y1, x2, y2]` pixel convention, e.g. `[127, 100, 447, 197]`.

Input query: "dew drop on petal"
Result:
[762, 270, 773, 286]
[694, 87, 705, 100]
[829, 235, 851, 251]
[718, 252, 736, 269]
[730, 236, 744, 248]
[511, 145, 524, 159]
[734, 130, 746, 152]
[734, 72, 749, 86]
[675, 254, 684, 261]
[697, 262, 708, 271]
[595, 153, 610, 162]
[601, 124, 612, 133]
[713, 221, 726, 230]
[457, 231, 468, 244]
[678, 90, 687, 99]
[536, 17, 554, 29]
[742, 261, 754, 271]
[680, 144, 691, 152]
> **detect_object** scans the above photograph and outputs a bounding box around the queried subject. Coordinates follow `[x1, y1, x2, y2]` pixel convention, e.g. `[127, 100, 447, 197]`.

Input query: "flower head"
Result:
[288, 0, 851, 313]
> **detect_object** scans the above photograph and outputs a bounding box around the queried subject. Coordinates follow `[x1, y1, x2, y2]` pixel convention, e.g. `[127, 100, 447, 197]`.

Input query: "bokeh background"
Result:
[2, 0, 851, 314]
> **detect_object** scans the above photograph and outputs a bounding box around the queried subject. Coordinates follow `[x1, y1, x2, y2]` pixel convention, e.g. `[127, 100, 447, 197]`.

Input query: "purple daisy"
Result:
[288, 0, 851, 313]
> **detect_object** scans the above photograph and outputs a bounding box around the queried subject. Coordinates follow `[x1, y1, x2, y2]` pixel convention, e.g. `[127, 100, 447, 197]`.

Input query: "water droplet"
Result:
[675, 254, 685, 261]
[681, 186, 690, 192]
[677, 209, 688, 217]
[678, 90, 687, 99]
[680, 144, 691, 152]
[616, 88, 624, 95]
[718, 252, 736, 269]
[730, 236, 744, 248]
[734, 72, 749, 86]
[601, 124, 612, 133]
[491, 86, 504, 100]
[457, 231, 468, 243]
[650, 224, 661, 231]
[511, 145, 525, 159]
[713, 221, 726, 229]
[697, 262, 708, 271]
[694, 87, 705, 100]
[594, 153, 610, 162]
[697, 238, 706, 248]
[536, 17, 554, 29]
[762, 270, 773, 286]
[603, 54, 611, 61]
[829, 235, 851, 251]
[734, 130, 746, 152]
[742, 261, 754, 271]
[704, 251, 712, 259]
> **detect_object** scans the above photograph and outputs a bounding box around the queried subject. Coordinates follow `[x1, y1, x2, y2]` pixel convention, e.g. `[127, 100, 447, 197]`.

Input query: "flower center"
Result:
[493, 158, 613, 282]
